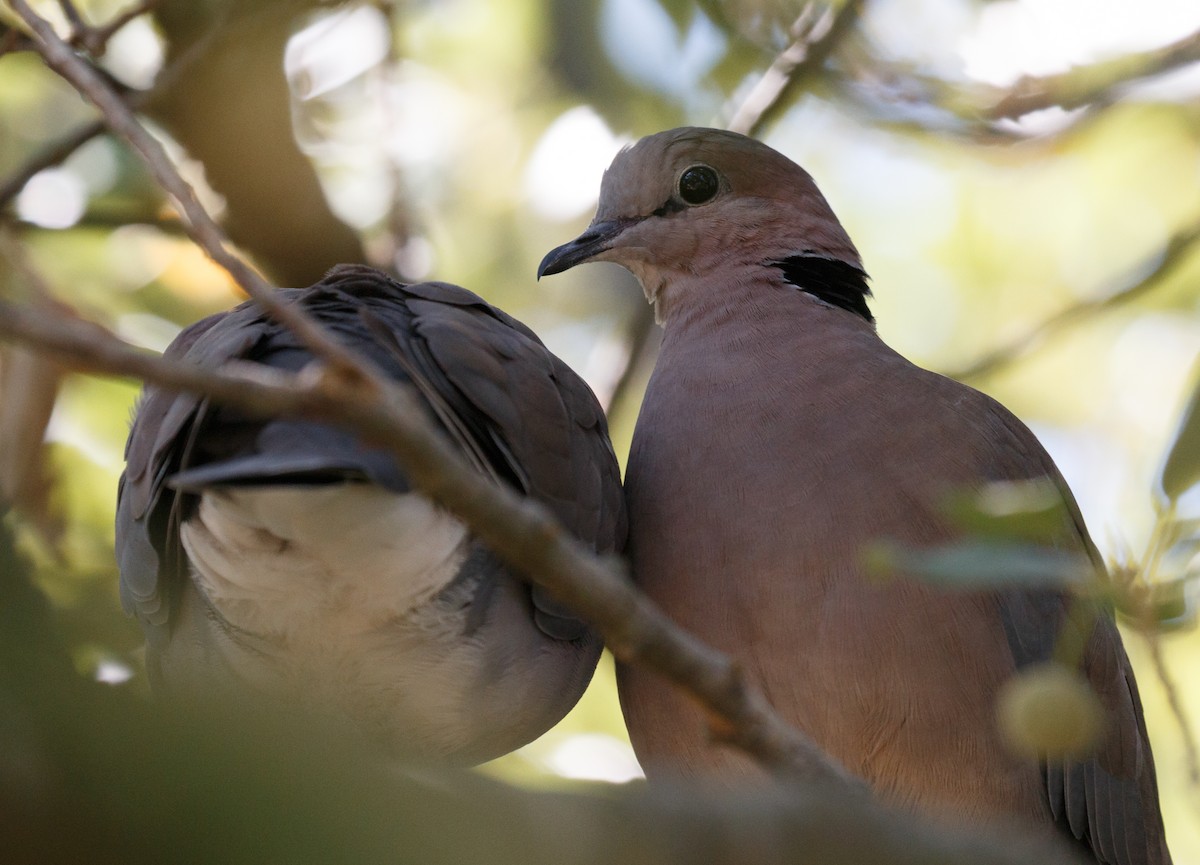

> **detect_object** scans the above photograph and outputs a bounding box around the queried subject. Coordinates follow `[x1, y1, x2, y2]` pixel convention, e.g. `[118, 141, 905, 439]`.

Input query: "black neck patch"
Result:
[770, 255, 873, 323]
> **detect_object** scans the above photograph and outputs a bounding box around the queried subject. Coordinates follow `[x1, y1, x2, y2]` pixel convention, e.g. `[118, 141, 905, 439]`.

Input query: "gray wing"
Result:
[966, 389, 1171, 865]
[116, 263, 625, 645]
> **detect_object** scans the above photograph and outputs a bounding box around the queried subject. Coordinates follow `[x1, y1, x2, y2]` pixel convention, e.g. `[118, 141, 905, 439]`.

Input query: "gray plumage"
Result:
[540, 127, 1170, 864]
[116, 264, 625, 765]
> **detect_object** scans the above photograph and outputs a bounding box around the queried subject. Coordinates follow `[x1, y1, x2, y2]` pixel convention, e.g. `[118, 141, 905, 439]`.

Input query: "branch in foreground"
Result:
[0, 514, 1077, 865]
[948, 214, 1200, 383]
[0, 296, 862, 793]
[3, 0, 857, 788]
[1, 6, 853, 784]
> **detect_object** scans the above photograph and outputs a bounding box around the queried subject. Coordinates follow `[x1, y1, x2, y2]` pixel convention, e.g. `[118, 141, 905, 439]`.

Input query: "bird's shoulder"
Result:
[117, 265, 625, 635]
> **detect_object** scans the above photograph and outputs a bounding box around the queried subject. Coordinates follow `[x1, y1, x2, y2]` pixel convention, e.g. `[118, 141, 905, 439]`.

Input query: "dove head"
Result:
[539, 127, 868, 324]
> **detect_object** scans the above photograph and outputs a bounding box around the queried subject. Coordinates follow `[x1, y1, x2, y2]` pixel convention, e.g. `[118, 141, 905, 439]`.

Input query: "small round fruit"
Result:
[996, 663, 1105, 759]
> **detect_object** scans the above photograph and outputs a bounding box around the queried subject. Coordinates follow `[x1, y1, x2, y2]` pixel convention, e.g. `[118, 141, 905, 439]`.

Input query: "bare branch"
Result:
[7, 0, 363, 380]
[828, 26, 1200, 142]
[6, 0, 864, 793]
[0, 288, 864, 792]
[948, 215, 1200, 383]
[607, 1, 866, 415]
[602, 295, 660, 415]
[982, 27, 1200, 121]
[0, 119, 107, 212]
[725, 0, 866, 137]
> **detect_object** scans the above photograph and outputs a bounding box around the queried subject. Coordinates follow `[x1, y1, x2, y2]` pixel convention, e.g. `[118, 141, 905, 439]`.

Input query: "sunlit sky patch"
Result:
[538, 733, 644, 783]
[600, 0, 725, 99]
[524, 107, 628, 221]
[101, 14, 164, 90]
[961, 0, 1200, 86]
[285, 4, 391, 100]
[17, 167, 86, 229]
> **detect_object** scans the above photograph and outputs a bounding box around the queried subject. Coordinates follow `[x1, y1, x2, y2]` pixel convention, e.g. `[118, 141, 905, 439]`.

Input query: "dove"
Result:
[539, 127, 1170, 864]
[117, 264, 625, 765]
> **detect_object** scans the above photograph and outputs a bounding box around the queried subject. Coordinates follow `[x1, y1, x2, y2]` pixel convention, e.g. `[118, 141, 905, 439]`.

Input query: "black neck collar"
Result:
[770, 255, 873, 324]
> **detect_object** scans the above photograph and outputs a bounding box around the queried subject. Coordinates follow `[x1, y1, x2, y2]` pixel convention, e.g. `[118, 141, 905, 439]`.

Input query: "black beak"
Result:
[537, 218, 636, 279]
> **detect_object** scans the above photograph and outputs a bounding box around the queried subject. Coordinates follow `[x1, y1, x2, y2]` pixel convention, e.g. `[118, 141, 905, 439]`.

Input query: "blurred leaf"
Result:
[0, 527, 1078, 865]
[865, 539, 1092, 590]
[1145, 575, 1197, 630]
[940, 478, 1075, 546]
[1158, 362, 1200, 503]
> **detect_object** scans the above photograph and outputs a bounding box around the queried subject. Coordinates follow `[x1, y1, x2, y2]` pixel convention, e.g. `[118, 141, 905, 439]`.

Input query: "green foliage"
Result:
[2, 0, 1200, 857]
[865, 538, 1092, 591]
[1159, 364, 1200, 504]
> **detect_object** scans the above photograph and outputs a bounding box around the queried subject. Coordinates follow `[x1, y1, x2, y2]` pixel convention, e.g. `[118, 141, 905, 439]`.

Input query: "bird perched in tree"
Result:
[116, 264, 625, 765]
[539, 128, 1170, 864]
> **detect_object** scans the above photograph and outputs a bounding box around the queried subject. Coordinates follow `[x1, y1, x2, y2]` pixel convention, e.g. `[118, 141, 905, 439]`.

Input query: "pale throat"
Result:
[634, 259, 789, 330]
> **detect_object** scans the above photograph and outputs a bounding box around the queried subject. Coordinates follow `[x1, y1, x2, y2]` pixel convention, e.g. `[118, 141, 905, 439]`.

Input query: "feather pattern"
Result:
[116, 264, 626, 764]
[542, 127, 1171, 864]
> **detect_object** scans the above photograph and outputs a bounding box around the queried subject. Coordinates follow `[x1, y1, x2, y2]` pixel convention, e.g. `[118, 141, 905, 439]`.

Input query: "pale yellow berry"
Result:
[996, 663, 1106, 759]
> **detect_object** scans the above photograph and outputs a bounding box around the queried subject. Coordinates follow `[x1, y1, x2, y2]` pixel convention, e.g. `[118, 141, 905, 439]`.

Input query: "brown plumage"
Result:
[117, 264, 625, 765]
[540, 128, 1170, 864]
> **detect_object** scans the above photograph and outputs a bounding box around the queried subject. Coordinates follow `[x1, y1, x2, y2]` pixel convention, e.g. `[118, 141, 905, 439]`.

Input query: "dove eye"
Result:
[678, 165, 719, 205]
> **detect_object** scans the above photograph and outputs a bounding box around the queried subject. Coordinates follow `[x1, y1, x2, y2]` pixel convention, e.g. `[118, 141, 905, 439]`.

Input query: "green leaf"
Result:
[1158, 364, 1200, 503]
[940, 478, 1074, 546]
[864, 539, 1093, 591]
[1148, 576, 1195, 629]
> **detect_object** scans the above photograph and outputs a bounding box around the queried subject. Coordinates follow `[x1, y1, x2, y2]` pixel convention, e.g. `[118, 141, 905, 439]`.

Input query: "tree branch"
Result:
[947, 214, 1200, 383]
[828, 26, 1200, 142]
[0, 119, 107, 212]
[982, 26, 1200, 121]
[726, 0, 867, 137]
[0, 270, 863, 792]
[606, 0, 867, 417]
[7, 0, 363, 380]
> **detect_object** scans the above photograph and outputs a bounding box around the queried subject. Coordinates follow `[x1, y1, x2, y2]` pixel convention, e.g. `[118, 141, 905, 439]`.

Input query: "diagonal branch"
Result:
[0, 119, 107, 211]
[947, 215, 1200, 383]
[7, 0, 362, 380]
[4, 0, 868, 792]
[982, 26, 1200, 121]
[726, 0, 867, 137]
[0, 293, 864, 794]
[825, 26, 1200, 142]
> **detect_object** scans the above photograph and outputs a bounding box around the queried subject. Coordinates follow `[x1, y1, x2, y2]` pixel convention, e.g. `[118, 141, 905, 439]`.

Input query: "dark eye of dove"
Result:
[677, 165, 719, 205]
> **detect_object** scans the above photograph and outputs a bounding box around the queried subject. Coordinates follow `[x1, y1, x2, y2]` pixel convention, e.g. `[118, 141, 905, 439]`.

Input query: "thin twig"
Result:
[605, 0, 866, 417]
[726, 0, 866, 137]
[1128, 503, 1200, 786]
[983, 26, 1200, 121]
[0, 119, 106, 212]
[82, 0, 160, 57]
[7, 0, 364, 381]
[825, 26, 1200, 141]
[947, 216, 1200, 383]
[603, 296, 660, 415]
[55, 0, 86, 33]
[1142, 630, 1199, 785]
[0, 294, 865, 793]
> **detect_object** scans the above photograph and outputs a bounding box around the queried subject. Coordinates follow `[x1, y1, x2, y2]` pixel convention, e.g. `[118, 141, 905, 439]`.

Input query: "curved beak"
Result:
[537, 218, 637, 279]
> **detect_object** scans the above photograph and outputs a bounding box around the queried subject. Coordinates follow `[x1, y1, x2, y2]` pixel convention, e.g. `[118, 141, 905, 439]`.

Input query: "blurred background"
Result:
[1, 0, 1198, 859]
